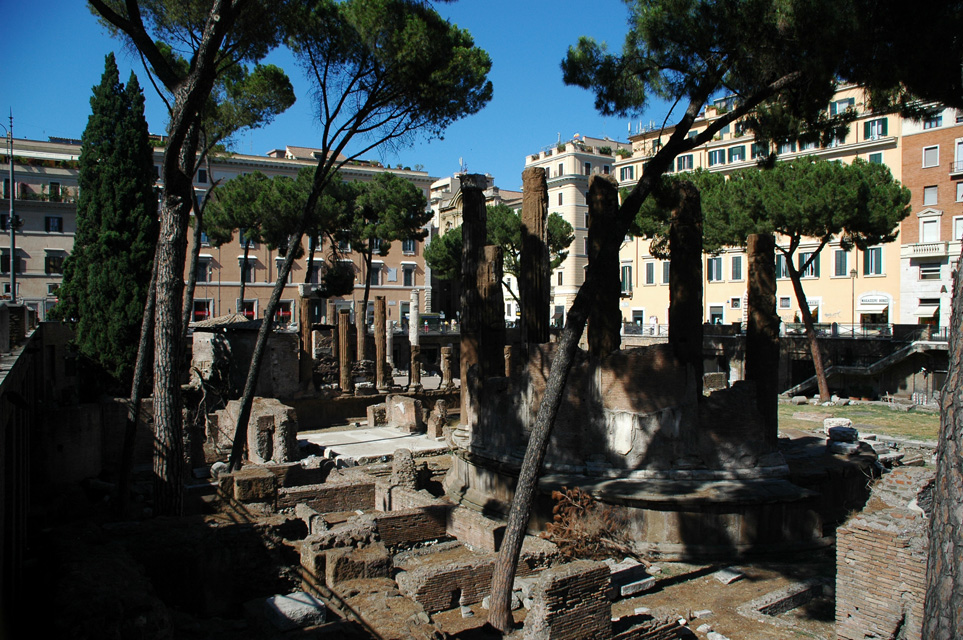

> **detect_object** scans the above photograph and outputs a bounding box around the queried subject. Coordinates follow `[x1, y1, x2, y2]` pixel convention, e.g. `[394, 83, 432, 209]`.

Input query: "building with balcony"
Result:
[522, 135, 631, 321]
[897, 106, 963, 327]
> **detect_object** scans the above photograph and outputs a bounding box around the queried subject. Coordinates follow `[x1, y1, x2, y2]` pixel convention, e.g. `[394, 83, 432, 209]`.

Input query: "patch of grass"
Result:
[778, 402, 940, 441]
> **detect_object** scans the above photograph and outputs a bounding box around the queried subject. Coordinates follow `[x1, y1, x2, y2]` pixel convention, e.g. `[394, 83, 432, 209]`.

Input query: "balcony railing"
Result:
[902, 241, 949, 258]
[950, 160, 963, 175]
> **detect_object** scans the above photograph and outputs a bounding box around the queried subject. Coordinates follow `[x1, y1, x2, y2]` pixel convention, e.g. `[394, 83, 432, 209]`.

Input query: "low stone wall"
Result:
[523, 560, 611, 640]
[279, 479, 376, 512]
[396, 553, 495, 613]
[835, 467, 933, 640]
[370, 506, 449, 548]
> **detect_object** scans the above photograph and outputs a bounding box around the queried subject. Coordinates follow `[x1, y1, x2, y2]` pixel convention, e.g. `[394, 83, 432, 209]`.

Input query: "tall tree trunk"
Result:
[304, 235, 317, 284]
[182, 207, 204, 336]
[922, 250, 963, 638]
[115, 250, 158, 515]
[785, 256, 831, 401]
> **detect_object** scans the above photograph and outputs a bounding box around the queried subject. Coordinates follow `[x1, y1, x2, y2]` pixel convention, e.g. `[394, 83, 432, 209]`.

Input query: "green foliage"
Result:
[52, 54, 158, 385]
[334, 172, 431, 257]
[424, 206, 574, 281]
[286, 0, 492, 146]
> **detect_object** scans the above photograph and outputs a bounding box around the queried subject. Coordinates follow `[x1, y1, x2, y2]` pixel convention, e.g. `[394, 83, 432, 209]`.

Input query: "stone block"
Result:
[391, 448, 418, 490]
[264, 591, 326, 630]
[367, 403, 388, 427]
[790, 395, 808, 405]
[325, 542, 391, 586]
[712, 568, 743, 585]
[603, 558, 656, 600]
[386, 394, 425, 433]
[827, 426, 858, 442]
[824, 417, 854, 430]
[828, 441, 860, 455]
[426, 399, 449, 439]
[230, 467, 277, 505]
[295, 503, 328, 535]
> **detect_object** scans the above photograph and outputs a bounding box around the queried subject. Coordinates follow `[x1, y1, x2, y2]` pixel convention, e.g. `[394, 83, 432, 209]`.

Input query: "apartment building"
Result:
[522, 135, 631, 322]
[897, 107, 963, 327]
[604, 86, 954, 330]
[1, 137, 80, 319]
[1, 137, 434, 327]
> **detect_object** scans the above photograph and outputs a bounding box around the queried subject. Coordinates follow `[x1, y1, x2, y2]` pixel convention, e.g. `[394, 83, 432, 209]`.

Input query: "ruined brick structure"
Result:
[523, 560, 611, 640]
[836, 467, 933, 640]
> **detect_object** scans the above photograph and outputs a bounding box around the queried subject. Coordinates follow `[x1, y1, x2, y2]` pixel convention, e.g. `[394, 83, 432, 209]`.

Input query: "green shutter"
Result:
[880, 118, 888, 136]
[864, 121, 870, 139]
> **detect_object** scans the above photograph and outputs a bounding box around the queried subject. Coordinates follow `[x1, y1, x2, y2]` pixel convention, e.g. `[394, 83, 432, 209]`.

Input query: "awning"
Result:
[857, 303, 889, 314]
[913, 305, 940, 317]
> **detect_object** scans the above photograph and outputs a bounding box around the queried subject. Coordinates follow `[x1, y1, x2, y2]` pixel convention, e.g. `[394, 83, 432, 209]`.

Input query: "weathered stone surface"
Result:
[603, 557, 656, 599]
[440, 346, 454, 389]
[295, 503, 329, 535]
[586, 174, 621, 358]
[367, 403, 388, 428]
[391, 448, 418, 490]
[713, 568, 743, 585]
[746, 233, 780, 446]
[827, 426, 858, 442]
[520, 166, 550, 345]
[386, 394, 425, 433]
[524, 560, 611, 640]
[224, 467, 277, 505]
[703, 372, 728, 394]
[245, 397, 300, 464]
[791, 395, 808, 405]
[824, 417, 854, 430]
[338, 309, 353, 393]
[264, 591, 326, 630]
[426, 399, 449, 439]
[325, 542, 391, 586]
[828, 441, 860, 455]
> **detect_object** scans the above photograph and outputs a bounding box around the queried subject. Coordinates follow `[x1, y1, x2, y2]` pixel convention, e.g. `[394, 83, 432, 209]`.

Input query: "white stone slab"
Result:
[299, 426, 448, 464]
[264, 591, 326, 631]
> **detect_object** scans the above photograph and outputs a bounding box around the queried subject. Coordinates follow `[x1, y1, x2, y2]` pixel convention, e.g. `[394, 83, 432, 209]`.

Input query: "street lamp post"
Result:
[850, 268, 857, 338]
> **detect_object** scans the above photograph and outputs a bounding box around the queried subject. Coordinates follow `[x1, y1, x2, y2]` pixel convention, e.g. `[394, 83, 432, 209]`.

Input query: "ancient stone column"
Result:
[338, 309, 354, 394]
[409, 289, 421, 347]
[746, 233, 780, 447]
[386, 320, 395, 372]
[459, 174, 488, 426]
[328, 300, 339, 365]
[355, 299, 366, 361]
[504, 345, 513, 378]
[668, 181, 704, 385]
[374, 296, 388, 391]
[298, 292, 313, 385]
[479, 244, 506, 377]
[586, 174, 621, 358]
[409, 344, 422, 391]
[521, 166, 550, 345]
[326, 300, 337, 325]
[440, 345, 453, 389]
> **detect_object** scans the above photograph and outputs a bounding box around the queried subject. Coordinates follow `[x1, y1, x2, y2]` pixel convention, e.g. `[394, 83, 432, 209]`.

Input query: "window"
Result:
[200, 231, 210, 246]
[958, 182, 963, 202]
[955, 216, 963, 241]
[676, 155, 693, 171]
[731, 255, 742, 281]
[775, 254, 789, 278]
[583, 237, 589, 255]
[620, 166, 634, 181]
[864, 117, 888, 140]
[777, 140, 796, 155]
[371, 238, 383, 253]
[44, 252, 65, 275]
[707, 256, 723, 282]
[48, 182, 62, 201]
[830, 97, 855, 115]
[403, 265, 415, 287]
[239, 257, 255, 283]
[198, 168, 208, 184]
[751, 143, 767, 159]
[402, 238, 416, 254]
[645, 261, 655, 285]
[368, 263, 382, 286]
[834, 249, 849, 277]
[337, 238, 351, 252]
[662, 261, 671, 284]
[800, 140, 817, 151]
[583, 212, 590, 228]
[920, 262, 942, 280]
[192, 299, 212, 322]
[730, 297, 741, 309]
[779, 296, 791, 309]
[153, 165, 160, 180]
[274, 301, 293, 325]
[275, 257, 292, 284]
[2, 178, 8, 198]
[924, 185, 938, 206]
[45, 216, 63, 232]
[603, 165, 610, 175]
[1, 250, 22, 274]
[728, 145, 746, 163]
[863, 247, 883, 275]
[923, 114, 943, 129]
[557, 271, 563, 286]
[708, 149, 726, 166]
[238, 299, 256, 320]
[799, 251, 820, 278]
[558, 192, 563, 206]
[621, 265, 633, 293]
[709, 305, 724, 324]
[47, 283, 60, 297]
[923, 145, 939, 168]
[921, 218, 940, 243]
[869, 152, 883, 164]
[0, 214, 6, 230]
[557, 163, 563, 177]
[584, 162, 592, 175]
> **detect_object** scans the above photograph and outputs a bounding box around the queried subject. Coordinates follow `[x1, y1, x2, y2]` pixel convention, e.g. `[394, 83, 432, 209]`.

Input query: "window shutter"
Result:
[880, 118, 888, 136]
[813, 254, 820, 277]
[863, 121, 871, 139]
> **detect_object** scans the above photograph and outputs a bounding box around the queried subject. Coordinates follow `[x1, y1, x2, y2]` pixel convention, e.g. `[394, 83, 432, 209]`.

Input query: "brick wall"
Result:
[396, 555, 496, 612]
[371, 506, 448, 548]
[835, 467, 933, 640]
[278, 480, 375, 512]
[900, 125, 963, 245]
[523, 560, 611, 640]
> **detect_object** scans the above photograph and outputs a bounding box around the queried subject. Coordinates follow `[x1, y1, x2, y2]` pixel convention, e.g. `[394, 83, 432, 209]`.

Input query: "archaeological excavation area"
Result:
[2, 172, 938, 639]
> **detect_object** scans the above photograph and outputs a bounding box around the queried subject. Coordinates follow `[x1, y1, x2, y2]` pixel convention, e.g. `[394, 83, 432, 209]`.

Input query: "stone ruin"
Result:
[444, 172, 821, 558]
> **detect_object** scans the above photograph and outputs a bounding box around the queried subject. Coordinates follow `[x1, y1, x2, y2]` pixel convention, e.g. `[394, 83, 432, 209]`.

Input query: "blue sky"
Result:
[3, 1, 670, 191]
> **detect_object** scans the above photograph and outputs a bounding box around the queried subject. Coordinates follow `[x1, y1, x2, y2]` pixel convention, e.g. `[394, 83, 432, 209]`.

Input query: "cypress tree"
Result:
[55, 53, 158, 386]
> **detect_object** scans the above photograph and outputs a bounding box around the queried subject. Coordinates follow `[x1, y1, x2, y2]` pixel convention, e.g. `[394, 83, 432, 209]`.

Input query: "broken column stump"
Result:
[479, 244, 506, 378]
[440, 345, 453, 389]
[459, 174, 488, 429]
[338, 309, 354, 394]
[391, 448, 418, 490]
[520, 166, 550, 345]
[426, 399, 449, 439]
[409, 344, 422, 392]
[587, 174, 622, 358]
[374, 296, 389, 391]
[746, 233, 780, 446]
[668, 180, 704, 385]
